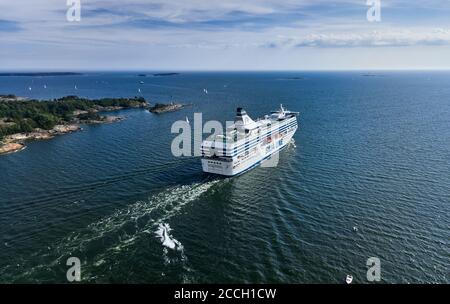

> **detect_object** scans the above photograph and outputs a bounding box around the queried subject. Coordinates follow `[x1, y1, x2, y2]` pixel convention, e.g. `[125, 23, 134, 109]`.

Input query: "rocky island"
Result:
[0, 95, 148, 155]
[153, 73, 180, 77]
[149, 102, 190, 114]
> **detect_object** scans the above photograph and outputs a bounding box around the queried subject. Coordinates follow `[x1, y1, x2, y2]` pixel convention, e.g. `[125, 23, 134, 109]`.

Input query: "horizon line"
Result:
[1, 68, 450, 73]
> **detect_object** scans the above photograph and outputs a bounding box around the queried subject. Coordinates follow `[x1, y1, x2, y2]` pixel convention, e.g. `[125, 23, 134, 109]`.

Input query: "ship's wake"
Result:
[155, 223, 183, 251]
[1, 178, 221, 283]
[288, 138, 297, 149]
[155, 223, 188, 269]
[2, 157, 192, 213]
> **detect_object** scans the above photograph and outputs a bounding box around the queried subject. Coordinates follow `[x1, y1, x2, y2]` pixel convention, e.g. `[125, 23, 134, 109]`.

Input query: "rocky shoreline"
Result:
[149, 102, 191, 114]
[0, 95, 190, 155]
[0, 96, 144, 155]
[0, 117, 128, 155]
[0, 142, 26, 154]
[0, 124, 82, 155]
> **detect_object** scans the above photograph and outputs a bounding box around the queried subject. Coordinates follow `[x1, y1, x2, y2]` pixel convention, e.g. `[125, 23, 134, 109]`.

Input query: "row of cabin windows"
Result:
[209, 161, 222, 165]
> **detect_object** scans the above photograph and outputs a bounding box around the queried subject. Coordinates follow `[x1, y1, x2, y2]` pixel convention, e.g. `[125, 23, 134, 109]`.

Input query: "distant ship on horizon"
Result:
[201, 105, 298, 176]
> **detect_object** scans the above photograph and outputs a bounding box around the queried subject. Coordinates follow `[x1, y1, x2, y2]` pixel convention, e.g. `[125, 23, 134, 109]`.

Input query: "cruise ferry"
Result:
[201, 105, 299, 176]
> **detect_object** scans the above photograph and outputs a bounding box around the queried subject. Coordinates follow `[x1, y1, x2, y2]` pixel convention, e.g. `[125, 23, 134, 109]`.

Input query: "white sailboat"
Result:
[186, 117, 190, 124]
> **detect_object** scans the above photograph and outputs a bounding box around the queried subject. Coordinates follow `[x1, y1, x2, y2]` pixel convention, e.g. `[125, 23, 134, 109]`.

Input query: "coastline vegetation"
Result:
[0, 95, 147, 141]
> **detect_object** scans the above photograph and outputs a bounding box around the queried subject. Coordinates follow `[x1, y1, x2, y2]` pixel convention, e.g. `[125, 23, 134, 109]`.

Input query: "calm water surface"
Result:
[0, 72, 448, 283]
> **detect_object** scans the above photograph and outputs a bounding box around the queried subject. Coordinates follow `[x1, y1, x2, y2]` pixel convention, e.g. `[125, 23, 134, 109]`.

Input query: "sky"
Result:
[1, 0, 450, 71]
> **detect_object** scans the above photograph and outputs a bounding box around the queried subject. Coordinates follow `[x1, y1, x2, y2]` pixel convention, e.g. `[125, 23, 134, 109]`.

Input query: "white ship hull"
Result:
[201, 127, 296, 176]
[201, 106, 299, 177]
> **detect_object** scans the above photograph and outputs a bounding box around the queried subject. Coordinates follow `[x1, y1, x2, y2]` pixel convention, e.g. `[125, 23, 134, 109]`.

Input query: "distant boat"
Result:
[346, 275, 353, 284]
[138, 88, 141, 93]
[186, 117, 190, 124]
[28, 87, 32, 91]
[74, 85, 78, 90]
[43, 84, 47, 89]
[203, 88, 208, 94]
[139, 81, 145, 84]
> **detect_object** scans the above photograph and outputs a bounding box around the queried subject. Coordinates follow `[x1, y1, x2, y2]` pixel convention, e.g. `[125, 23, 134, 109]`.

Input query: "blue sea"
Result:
[0, 71, 448, 283]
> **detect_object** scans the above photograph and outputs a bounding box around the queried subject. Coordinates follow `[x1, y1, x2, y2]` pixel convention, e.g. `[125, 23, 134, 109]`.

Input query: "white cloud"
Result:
[268, 28, 450, 48]
[0, 0, 450, 69]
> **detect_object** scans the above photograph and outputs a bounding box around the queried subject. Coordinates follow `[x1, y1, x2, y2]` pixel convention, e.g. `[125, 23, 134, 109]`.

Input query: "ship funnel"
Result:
[235, 107, 257, 129]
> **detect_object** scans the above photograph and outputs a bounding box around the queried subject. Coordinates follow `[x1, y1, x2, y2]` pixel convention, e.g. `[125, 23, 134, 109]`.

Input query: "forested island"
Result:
[0, 95, 148, 154]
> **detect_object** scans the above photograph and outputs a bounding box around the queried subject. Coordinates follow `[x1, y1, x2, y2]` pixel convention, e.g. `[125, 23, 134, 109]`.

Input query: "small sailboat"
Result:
[43, 84, 47, 89]
[28, 86, 32, 91]
[203, 88, 208, 94]
[139, 81, 145, 84]
[346, 275, 353, 284]
[74, 85, 78, 90]
[186, 116, 190, 124]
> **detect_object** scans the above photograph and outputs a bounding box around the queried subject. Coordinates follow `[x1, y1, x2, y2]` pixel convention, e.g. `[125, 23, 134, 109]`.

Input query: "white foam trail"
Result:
[58, 179, 219, 280]
[289, 138, 297, 148]
[155, 223, 188, 269]
[155, 223, 183, 251]
[1, 179, 221, 282]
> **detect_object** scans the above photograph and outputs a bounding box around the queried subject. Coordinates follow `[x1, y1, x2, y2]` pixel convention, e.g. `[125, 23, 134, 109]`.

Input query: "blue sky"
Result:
[1, 0, 450, 70]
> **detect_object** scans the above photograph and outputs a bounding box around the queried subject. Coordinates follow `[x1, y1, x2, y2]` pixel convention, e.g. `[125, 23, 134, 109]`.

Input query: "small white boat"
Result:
[186, 117, 190, 124]
[28, 87, 32, 91]
[43, 84, 47, 89]
[138, 88, 141, 93]
[203, 88, 208, 94]
[346, 275, 353, 284]
[74, 85, 78, 90]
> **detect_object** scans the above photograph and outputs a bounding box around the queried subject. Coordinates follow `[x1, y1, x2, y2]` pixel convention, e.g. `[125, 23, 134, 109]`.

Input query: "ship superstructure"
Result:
[201, 105, 298, 176]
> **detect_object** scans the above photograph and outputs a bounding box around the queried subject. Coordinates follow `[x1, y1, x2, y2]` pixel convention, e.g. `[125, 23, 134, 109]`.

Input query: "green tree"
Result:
[33, 113, 56, 130]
